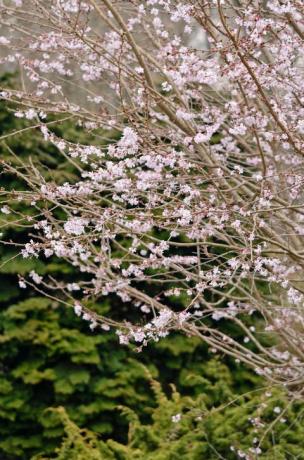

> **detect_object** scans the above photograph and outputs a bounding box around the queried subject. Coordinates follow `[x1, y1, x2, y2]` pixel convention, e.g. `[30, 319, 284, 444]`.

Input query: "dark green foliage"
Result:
[0, 289, 263, 459]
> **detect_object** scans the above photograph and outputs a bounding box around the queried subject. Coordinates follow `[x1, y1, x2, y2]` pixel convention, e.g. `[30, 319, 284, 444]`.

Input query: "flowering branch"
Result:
[1, 0, 304, 389]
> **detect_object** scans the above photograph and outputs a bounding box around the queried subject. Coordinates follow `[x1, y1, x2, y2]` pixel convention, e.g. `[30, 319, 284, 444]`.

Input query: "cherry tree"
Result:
[0, 0, 304, 390]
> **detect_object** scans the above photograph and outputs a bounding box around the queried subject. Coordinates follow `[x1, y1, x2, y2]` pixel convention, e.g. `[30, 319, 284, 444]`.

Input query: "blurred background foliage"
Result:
[1, 74, 304, 460]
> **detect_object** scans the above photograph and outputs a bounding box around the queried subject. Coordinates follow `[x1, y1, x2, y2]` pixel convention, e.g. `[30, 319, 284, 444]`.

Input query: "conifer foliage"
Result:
[41, 380, 304, 460]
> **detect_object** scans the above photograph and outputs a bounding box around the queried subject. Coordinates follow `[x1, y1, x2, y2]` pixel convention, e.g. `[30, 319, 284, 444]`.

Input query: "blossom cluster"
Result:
[1, 0, 304, 391]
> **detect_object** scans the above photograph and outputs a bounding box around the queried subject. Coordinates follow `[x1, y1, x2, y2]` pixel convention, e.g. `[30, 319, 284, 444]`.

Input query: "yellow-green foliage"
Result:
[36, 407, 111, 460]
[41, 376, 304, 460]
